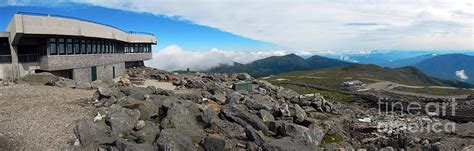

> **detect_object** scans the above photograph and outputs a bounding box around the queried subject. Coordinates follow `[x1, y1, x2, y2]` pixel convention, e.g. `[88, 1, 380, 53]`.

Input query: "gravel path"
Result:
[0, 84, 94, 150]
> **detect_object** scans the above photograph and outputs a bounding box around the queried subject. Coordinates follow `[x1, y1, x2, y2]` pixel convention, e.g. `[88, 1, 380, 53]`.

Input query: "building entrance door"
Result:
[112, 66, 115, 78]
[91, 66, 97, 81]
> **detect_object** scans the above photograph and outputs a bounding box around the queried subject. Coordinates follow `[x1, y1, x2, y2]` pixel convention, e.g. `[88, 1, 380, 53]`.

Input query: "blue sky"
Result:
[0, 3, 278, 52]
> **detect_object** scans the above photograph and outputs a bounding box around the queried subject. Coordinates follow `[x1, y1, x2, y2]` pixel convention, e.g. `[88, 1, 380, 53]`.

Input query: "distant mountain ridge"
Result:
[415, 54, 474, 84]
[275, 64, 474, 88]
[208, 54, 352, 78]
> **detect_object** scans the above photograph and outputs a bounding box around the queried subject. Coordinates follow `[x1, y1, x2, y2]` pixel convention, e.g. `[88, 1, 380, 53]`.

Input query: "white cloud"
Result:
[5, 0, 474, 51]
[145, 45, 287, 71]
[70, 0, 474, 51]
[455, 70, 469, 80]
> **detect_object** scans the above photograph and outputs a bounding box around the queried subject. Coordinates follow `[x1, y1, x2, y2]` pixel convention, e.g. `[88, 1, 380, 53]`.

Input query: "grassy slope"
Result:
[269, 64, 474, 88]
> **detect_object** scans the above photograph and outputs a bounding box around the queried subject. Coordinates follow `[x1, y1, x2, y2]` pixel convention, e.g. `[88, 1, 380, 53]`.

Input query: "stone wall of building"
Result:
[73, 67, 91, 83]
[97, 62, 125, 81]
[72, 62, 125, 83]
[40, 53, 151, 71]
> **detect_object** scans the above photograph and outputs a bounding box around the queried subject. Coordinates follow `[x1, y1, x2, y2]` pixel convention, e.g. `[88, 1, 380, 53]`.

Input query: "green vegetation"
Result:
[394, 86, 474, 96]
[268, 64, 474, 88]
[321, 133, 343, 145]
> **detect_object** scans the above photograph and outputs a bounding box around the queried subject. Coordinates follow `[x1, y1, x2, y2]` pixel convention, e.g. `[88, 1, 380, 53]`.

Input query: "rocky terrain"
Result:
[2, 67, 473, 150]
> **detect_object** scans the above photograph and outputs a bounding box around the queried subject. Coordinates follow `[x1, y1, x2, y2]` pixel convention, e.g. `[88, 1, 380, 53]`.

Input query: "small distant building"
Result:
[343, 80, 364, 87]
[0, 12, 157, 82]
[233, 81, 252, 92]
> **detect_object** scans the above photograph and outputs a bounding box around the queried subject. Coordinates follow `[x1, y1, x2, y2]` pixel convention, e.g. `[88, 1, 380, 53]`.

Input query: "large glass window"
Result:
[74, 39, 80, 54]
[81, 40, 86, 54]
[92, 40, 98, 53]
[138, 44, 143, 53]
[49, 38, 57, 55]
[144, 44, 148, 53]
[135, 44, 139, 53]
[106, 42, 111, 53]
[112, 43, 115, 53]
[58, 38, 65, 55]
[87, 40, 92, 54]
[66, 39, 73, 54]
[124, 44, 128, 53]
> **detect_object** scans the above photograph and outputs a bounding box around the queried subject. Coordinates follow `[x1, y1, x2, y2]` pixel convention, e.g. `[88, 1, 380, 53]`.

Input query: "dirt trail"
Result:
[364, 81, 470, 99]
[0, 84, 94, 150]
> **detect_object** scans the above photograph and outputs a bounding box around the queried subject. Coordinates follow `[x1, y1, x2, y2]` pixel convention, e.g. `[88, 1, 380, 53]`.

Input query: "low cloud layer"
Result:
[455, 70, 469, 80]
[145, 45, 286, 71]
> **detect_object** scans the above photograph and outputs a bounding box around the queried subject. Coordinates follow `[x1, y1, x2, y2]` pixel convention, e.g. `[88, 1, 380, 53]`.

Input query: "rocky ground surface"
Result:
[0, 83, 94, 150]
[1, 67, 473, 150]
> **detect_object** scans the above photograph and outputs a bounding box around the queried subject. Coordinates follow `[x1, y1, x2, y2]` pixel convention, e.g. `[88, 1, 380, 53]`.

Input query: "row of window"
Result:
[124, 44, 152, 53]
[49, 38, 152, 55]
[50, 38, 116, 55]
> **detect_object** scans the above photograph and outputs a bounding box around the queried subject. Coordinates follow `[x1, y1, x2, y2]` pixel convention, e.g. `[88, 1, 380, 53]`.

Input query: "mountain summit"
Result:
[208, 54, 352, 77]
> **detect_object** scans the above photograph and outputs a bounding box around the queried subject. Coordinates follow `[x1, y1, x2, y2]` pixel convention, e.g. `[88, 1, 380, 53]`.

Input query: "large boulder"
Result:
[73, 119, 115, 147]
[154, 129, 200, 151]
[281, 123, 325, 146]
[160, 99, 205, 139]
[291, 104, 307, 123]
[244, 95, 277, 111]
[118, 96, 159, 121]
[226, 92, 244, 104]
[201, 135, 227, 151]
[17, 72, 59, 85]
[221, 104, 270, 134]
[105, 105, 141, 137]
[119, 86, 154, 100]
[134, 121, 160, 143]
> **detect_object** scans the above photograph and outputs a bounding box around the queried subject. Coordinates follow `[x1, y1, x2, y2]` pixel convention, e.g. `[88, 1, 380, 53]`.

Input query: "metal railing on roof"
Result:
[16, 12, 155, 36]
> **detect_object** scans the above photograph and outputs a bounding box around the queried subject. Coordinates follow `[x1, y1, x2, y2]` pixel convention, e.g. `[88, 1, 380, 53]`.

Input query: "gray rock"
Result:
[105, 105, 140, 137]
[262, 137, 320, 151]
[202, 135, 227, 151]
[52, 77, 77, 88]
[281, 123, 325, 146]
[226, 92, 243, 104]
[118, 96, 159, 121]
[244, 97, 276, 111]
[455, 122, 474, 137]
[154, 129, 199, 151]
[200, 108, 217, 127]
[245, 126, 266, 146]
[119, 86, 154, 100]
[212, 118, 246, 139]
[98, 87, 114, 98]
[291, 104, 307, 123]
[73, 119, 114, 147]
[160, 100, 205, 139]
[237, 73, 251, 80]
[221, 104, 270, 134]
[258, 110, 275, 122]
[123, 143, 156, 151]
[134, 121, 160, 143]
[278, 88, 299, 100]
[17, 72, 59, 85]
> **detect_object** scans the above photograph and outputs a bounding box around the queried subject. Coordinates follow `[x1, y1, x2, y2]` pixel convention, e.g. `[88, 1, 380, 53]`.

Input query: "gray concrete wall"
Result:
[40, 53, 151, 71]
[6, 14, 157, 44]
